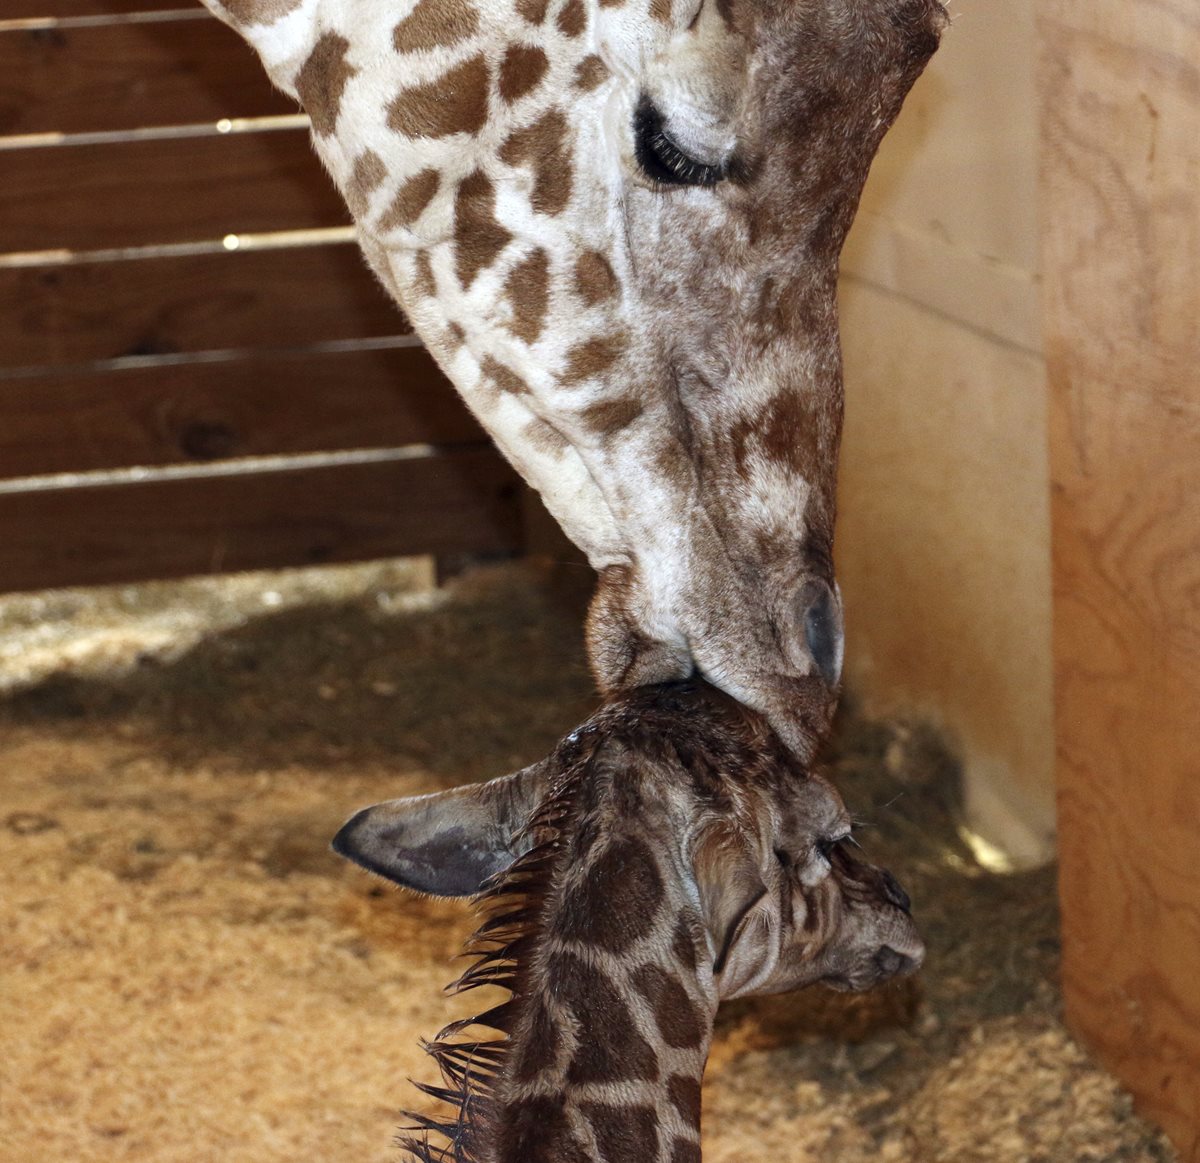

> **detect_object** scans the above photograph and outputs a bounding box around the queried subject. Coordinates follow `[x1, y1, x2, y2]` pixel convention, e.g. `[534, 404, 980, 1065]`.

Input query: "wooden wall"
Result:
[0, 1, 523, 593]
[1041, 2, 1200, 1157]
[838, 0, 1054, 866]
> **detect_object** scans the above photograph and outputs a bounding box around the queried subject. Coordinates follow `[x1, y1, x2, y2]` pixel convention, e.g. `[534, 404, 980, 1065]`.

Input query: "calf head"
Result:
[334, 682, 922, 997]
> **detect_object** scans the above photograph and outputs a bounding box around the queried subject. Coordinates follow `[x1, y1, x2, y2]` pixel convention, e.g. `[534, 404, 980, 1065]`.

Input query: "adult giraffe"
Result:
[198, 0, 945, 758]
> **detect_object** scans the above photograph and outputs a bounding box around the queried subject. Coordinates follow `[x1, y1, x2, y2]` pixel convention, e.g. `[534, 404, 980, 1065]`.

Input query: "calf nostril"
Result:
[880, 870, 912, 914]
[874, 945, 914, 978]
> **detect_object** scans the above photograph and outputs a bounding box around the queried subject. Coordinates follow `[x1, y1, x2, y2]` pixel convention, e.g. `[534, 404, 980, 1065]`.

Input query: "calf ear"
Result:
[331, 759, 550, 896]
[692, 823, 770, 996]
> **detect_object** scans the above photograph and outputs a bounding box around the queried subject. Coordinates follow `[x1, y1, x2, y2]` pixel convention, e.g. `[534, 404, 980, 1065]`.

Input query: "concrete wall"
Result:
[835, 0, 1054, 865]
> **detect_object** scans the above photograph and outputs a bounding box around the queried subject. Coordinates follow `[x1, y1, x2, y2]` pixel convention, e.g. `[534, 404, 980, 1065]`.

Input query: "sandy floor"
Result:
[0, 559, 1177, 1162]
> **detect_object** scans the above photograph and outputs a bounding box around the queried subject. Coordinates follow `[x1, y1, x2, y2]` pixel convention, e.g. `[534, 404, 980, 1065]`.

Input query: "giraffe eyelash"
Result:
[633, 98, 729, 188]
[816, 829, 855, 861]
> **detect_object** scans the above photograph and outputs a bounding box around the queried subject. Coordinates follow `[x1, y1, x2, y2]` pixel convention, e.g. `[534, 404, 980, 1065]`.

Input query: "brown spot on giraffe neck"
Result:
[561, 333, 628, 385]
[499, 44, 550, 103]
[294, 33, 356, 137]
[671, 914, 700, 972]
[523, 417, 569, 457]
[631, 963, 706, 1048]
[496, 1096, 590, 1163]
[412, 250, 436, 298]
[580, 1103, 658, 1163]
[649, 0, 672, 20]
[345, 150, 386, 218]
[553, 836, 662, 950]
[505, 248, 551, 343]
[388, 54, 490, 138]
[214, 0, 301, 25]
[574, 54, 610, 91]
[671, 1139, 702, 1163]
[555, 952, 659, 1083]
[667, 1075, 702, 1125]
[516, 0, 550, 22]
[500, 109, 574, 215]
[392, 0, 479, 52]
[454, 170, 514, 287]
[377, 168, 441, 231]
[480, 354, 530, 396]
[556, 0, 587, 37]
[512, 1001, 557, 1081]
[573, 250, 619, 305]
[580, 394, 644, 439]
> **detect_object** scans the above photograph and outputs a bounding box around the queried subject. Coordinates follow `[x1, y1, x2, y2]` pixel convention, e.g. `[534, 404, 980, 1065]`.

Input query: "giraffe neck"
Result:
[489, 810, 716, 1163]
[403, 715, 722, 1163]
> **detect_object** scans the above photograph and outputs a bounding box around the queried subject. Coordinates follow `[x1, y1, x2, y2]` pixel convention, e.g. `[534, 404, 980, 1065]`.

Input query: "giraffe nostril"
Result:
[874, 945, 915, 978]
[798, 578, 844, 687]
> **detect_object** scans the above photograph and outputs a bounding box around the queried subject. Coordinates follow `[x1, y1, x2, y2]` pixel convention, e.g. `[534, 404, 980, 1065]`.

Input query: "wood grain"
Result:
[0, 15, 293, 136]
[0, 346, 484, 476]
[0, 3, 529, 594]
[0, 448, 523, 592]
[1041, 2, 1200, 1158]
[3, 1, 186, 16]
[1, 130, 345, 254]
[0, 244, 407, 370]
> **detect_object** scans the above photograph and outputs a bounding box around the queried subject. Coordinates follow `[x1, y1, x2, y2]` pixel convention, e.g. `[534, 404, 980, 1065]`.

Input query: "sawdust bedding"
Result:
[0, 560, 1176, 1163]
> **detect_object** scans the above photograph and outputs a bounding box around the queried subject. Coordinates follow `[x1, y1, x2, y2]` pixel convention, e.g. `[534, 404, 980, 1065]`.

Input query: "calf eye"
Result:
[633, 98, 728, 188]
[816, 833, 852, 862]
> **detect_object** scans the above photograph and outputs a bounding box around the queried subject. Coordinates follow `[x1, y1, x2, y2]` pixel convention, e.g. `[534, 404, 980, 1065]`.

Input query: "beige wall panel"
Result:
[846, 0, 1041, 351]
[836, 0, 1052, 860]
[836, 279, 1054, 863]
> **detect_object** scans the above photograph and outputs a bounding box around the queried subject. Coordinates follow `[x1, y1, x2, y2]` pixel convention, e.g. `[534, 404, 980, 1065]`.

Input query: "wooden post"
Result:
[1040, 2, 1200, 1157]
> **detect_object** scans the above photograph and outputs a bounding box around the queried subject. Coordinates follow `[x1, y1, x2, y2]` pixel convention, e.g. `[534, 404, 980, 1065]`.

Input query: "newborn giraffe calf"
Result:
[335, 681, 921, 1163]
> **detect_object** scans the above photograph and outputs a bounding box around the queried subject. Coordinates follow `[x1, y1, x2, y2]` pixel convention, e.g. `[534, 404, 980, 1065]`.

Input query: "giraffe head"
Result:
[334, 682, 921, 1160]
[204, 0, 945, 757]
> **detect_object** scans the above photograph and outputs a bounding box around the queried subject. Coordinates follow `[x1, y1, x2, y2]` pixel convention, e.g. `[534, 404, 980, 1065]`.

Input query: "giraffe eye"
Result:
[816, 833, 852, 862]
[633, 98, 728, 187]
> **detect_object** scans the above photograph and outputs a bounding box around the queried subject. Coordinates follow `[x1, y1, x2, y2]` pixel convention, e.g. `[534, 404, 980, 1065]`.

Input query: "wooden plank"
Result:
[0, 448, 523, 592]
[1, 131, 344, 254]
[0, 244, 408, 370]
[0, 15, 293, 136]
[2, 1, 187, 18]
[0, 346, 484, 477]
[1041, 2, 1200, 1159]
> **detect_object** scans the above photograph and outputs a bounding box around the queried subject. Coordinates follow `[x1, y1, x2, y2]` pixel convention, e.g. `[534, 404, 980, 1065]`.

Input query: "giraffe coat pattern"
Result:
[333, 680, 924, 1163]
[198, 0, 946, 759]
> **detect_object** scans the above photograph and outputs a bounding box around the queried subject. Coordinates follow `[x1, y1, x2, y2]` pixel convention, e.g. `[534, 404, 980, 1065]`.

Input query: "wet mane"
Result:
[398, 724, 601, 1163]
